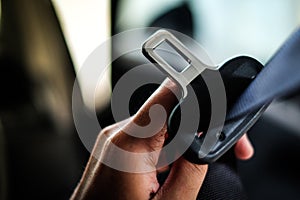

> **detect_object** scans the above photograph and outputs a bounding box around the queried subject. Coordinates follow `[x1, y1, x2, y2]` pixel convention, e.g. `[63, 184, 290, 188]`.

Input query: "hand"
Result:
[71, 79, 254, 200]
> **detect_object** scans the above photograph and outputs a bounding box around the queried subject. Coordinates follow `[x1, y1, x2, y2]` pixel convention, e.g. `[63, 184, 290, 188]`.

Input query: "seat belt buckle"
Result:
[142, 29, 269, 164]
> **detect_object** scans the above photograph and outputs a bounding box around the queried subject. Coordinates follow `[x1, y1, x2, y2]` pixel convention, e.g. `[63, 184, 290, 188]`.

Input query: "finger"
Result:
[97, 79, 181, 172]
[117, 79, 181, 152]
[133, 79, 181, 126]
[156, 165, 170, 174]
[153, 157, 208, 200]
[234, 134, 254, 160]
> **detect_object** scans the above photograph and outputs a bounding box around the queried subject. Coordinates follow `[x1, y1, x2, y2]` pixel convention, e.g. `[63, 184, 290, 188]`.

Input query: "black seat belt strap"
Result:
[228, 27, 300, 120]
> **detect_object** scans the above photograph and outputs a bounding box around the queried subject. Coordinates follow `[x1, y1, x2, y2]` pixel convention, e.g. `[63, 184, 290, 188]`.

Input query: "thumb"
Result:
[101, 79, 181, 172]
[120, 79, 181, 152]
[153, 157, 208, 200]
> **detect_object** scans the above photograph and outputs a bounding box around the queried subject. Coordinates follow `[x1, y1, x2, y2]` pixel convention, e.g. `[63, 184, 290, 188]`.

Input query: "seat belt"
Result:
[228, 27, 300, 120]
[142, 27, 300, 164]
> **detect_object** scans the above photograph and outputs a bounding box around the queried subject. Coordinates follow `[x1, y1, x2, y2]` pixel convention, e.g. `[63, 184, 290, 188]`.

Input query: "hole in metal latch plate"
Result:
[155, 41, 191, 73]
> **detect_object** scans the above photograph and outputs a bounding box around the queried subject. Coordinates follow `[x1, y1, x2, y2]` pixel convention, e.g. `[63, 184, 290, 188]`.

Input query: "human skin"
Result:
[70, 79, 254, 200]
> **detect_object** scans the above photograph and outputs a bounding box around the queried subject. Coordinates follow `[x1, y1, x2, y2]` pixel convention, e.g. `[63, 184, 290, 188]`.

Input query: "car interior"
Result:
[0, 0, 300, 199]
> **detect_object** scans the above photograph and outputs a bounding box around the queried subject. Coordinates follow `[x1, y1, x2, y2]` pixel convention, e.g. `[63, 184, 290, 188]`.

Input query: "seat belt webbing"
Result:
[228, 27, 300, 120]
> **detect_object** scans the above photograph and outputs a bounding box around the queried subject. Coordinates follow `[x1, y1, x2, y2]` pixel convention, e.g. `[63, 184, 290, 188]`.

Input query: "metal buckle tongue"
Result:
[142, 29, 218, 98]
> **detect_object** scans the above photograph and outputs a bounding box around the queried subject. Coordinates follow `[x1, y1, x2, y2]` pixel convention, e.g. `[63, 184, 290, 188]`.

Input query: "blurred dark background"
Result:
[0, 0, 300, 199]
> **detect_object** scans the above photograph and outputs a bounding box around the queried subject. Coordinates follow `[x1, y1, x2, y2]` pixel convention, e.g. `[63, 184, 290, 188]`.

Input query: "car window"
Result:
[52, 0, 112, 110]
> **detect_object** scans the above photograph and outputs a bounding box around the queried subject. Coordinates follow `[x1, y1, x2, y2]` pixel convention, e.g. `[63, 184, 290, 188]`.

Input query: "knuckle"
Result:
[98, 124, 118, 140]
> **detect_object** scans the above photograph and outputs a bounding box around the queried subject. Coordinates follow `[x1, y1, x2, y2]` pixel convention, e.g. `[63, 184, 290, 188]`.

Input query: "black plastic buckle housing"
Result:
[167, 56, 268, 164]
